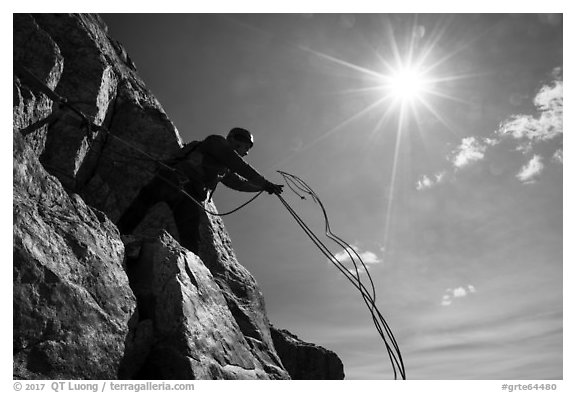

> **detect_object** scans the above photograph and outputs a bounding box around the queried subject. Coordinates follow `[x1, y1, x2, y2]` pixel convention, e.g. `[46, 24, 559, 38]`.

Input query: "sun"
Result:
[383, 65, 432, 104]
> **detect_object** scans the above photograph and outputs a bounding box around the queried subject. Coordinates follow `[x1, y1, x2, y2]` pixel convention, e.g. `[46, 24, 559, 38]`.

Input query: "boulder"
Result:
[271, 327, 345, 380]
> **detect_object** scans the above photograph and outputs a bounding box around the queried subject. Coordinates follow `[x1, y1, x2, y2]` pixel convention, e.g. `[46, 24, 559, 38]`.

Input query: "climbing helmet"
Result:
[227, 127, 254, 147]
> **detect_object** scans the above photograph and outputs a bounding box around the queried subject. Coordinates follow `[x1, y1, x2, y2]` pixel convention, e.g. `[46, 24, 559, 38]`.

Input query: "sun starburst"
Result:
[383, 65, 433, 104]
[281, 17, 478, 258]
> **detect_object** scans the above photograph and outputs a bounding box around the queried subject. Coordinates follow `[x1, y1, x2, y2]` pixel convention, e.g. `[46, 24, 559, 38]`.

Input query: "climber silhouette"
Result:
[117, 128, 284, 254]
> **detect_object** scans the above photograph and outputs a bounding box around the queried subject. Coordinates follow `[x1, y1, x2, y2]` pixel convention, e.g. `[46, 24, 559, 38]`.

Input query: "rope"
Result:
[276, 171, 406, 380]
[14, 62, 264, 217]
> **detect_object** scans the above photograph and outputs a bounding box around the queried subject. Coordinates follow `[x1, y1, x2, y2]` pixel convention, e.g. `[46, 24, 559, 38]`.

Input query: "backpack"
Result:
[161, 140, 202, 167]
[160, 139, 223, 200]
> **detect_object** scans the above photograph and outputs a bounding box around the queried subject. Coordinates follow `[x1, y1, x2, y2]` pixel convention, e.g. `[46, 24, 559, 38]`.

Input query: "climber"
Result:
[117, 127, 284, 254]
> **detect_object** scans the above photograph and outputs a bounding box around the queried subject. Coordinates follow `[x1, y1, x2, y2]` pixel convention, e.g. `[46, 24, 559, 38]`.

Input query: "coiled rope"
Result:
[276, 171, 406, 380]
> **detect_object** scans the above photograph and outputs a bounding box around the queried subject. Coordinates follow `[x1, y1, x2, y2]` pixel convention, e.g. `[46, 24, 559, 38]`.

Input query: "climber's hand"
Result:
[263, 181, 284, 195]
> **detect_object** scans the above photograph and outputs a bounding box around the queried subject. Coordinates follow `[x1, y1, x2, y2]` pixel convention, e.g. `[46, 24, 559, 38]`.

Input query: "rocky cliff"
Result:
[13, 13, 344, 380]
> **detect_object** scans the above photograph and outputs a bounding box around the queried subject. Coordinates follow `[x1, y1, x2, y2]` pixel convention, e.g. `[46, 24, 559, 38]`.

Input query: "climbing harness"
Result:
[14, 63, 264, 217]
[276, 171, 406, 380]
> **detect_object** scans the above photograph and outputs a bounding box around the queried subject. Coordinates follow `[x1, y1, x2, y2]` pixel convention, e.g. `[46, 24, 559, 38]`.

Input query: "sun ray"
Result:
[369, 100, 401, 140]
[306, 95, 391, 146]
[270, 94, 392, 169]
[429, 72, 485, 83]
[415, 96, 460, 136]
[382, 103, 407, 256]
[298, 45, 386, 80]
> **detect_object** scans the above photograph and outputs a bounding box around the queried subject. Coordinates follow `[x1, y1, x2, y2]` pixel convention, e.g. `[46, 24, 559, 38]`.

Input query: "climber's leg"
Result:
[172, 198, 202, 255]
[117, 177, 166, 234]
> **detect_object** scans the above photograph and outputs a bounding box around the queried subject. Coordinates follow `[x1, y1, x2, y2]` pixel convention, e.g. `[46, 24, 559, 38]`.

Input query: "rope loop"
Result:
[276, 170, 406, 380]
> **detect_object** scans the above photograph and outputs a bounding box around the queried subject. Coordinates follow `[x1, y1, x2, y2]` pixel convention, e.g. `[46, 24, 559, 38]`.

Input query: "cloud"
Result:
[359, 251, 382, 264]
[552, 149, 563, 164]
[334, 245, 382, 266]
[501, 70, 562, 184]
[451, 137, 488, 169]
[441, 295, 452, 307]
[498, 72, 563, 142]
[516, 155, 544, 184]
[483, 138, 499, 147]
[416, 171, 447, 191]
[418, 68, 562, 189]
[416, 175, 434, 191]
[441, 285, 477, 306]
[453, 287, 468, 298]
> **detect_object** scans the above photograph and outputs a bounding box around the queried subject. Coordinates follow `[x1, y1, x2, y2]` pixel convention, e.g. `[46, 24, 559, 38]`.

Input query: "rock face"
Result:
[120, 233, 286, 379]
[13, 13, 344, 380]
[13, 130, 136, 379]
[271, 328, 345, 380]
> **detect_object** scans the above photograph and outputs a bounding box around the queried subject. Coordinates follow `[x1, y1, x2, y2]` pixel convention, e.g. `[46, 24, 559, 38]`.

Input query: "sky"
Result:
[98, 13, 563, 380]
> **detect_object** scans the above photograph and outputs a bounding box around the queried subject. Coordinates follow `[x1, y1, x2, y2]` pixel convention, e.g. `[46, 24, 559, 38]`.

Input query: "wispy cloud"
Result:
[333, 246, 382, 273]
[334, 246, 382, 264]
[416, 175, 434, 191]
[497, 69, 562, 184]
[498, 75, 562, 142]
[516, 155, 544, 184]
[416, 171, 447, 191]
[450, 137, 488, 169]
[552, 149, 563, 164]
[441, 285, 477, 306]
[419, 69, 562, 188]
